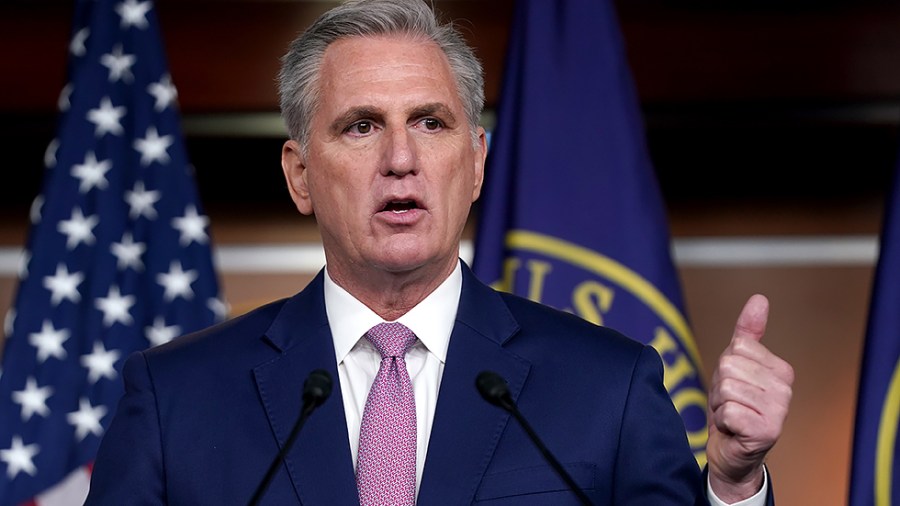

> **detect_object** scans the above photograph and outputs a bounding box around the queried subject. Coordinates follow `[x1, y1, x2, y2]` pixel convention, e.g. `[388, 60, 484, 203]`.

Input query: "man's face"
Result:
[282, 35, 486, 283]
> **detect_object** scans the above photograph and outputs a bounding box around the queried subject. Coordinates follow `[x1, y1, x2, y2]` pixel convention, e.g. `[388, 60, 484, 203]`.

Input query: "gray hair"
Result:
[277, 0, 485, 148]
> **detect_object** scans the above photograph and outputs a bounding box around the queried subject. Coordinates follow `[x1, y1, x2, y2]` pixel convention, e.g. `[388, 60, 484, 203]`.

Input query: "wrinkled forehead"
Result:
[320, 33, 453, 79]
[315, 34, 463, 111]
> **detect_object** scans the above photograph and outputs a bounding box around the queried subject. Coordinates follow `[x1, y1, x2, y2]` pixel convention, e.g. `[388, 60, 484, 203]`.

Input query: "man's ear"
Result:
[282, 140, 314, 215]
[471, 127, 488, 202]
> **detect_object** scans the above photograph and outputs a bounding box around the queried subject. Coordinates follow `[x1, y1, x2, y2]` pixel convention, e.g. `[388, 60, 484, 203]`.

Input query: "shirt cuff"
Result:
[707, 467, 768, 506]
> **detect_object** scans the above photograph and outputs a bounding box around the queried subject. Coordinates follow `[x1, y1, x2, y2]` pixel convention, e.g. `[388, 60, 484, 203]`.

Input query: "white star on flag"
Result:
[172, 205, 210, 246]
[29, 195, 44, 225]
[28, 320, 70, 363]
[57, 207, 99, 250]
[43, 263, 85, 305]
[157, 261, 198, 301]
[87, 96, 126, 137]
[71, 151, 113, 193]
[66, 398, 108, 442]
[58, 83, 74, 113]
[80, 342, 121, 384]
[208, 297, 229, 321]
[0, 0, 226, 499]
[44, 138, 60, 168]
[116, 0, 153, 29]
[145, 317, 181, 347]
[69, 27, 89, 57]
[148, 73, 177, 112]
[134, 126, 173, 166]
[18, 250, 30, 279]
[124, 180, 161, 219]
[0, 436, 40, 479]
[11, 378, 54, 422]
[111, 232, 146, 271]
[100, 44, 136, 83]
[94, 286, 136, 327]
[3, 310, 15, 340]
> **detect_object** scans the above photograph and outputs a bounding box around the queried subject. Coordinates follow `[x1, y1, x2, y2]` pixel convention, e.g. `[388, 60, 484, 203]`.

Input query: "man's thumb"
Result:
[732, 293, 769, 342]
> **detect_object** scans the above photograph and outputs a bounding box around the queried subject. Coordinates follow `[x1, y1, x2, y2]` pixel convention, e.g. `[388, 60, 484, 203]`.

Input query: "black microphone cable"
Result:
[248, 369, 333, 506]
[476, 370, 593, 506]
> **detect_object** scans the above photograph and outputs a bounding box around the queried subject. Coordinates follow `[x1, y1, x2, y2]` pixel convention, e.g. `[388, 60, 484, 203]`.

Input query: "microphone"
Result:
[476, 371, 593, 506]
[248, 369, 333, 506]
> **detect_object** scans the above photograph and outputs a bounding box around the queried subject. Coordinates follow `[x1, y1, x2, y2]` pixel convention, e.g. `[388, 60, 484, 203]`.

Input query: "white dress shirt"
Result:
[322, 261, 765, 505]
[324, 262, 460, 496]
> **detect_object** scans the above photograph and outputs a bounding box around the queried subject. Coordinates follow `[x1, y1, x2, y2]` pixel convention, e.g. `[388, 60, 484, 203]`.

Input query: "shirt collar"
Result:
[324, 261, 462, 364]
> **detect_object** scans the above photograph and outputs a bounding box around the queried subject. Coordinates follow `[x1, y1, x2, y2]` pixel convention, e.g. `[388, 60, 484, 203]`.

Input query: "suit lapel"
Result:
[418, 264, 530, 504]
[252, 265, 529, 505]
[253, 272, 360, 506]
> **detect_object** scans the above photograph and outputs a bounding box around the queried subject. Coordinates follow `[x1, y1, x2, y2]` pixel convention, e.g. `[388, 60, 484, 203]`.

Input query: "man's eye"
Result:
[420, 118, 442, 131]
[348, 121, 372, 135]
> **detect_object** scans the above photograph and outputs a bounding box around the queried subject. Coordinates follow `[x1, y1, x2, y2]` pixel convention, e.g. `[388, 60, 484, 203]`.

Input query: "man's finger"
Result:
[732, 294, 769, 343]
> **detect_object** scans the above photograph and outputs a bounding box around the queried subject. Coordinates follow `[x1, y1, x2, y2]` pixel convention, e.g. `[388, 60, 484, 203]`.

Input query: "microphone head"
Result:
[476, 370, 512, 410]
[303, 369, 333, 407]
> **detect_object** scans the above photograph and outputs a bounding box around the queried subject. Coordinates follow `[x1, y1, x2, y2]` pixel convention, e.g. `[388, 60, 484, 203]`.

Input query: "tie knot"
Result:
[365, 322, 416, 358]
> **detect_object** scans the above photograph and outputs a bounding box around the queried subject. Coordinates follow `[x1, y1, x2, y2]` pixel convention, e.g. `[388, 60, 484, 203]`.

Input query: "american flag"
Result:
[0, 1, 226, 504]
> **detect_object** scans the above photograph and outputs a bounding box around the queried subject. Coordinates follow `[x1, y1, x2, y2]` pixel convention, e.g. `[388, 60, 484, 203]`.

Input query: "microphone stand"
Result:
[248, 369, 332, 506]
[477, 371, 593, 506]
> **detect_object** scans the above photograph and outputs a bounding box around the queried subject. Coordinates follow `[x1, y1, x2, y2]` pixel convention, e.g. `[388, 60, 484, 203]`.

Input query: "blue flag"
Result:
[0, 1, 225, 504]
[472, 0, 707, 465]
[849, 153, 900, 505]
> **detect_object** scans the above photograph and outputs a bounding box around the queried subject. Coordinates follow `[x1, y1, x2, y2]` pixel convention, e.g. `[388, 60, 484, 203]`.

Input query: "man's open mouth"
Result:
[381, 200, 420, 213]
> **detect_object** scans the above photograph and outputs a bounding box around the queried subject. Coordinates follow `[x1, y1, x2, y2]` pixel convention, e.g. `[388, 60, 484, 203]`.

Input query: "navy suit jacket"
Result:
[86, 263, 772, 505]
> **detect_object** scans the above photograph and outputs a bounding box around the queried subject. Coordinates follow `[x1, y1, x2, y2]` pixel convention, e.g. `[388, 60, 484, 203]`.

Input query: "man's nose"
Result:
[380, 126, 416, 177]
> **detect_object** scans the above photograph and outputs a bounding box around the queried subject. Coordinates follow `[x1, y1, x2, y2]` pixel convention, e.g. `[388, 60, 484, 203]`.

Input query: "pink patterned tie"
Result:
[356, 322, 418, 506]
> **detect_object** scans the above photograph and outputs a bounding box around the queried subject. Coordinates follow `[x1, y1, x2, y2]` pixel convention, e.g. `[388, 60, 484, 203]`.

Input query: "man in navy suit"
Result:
[86, 0, 794, 504]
